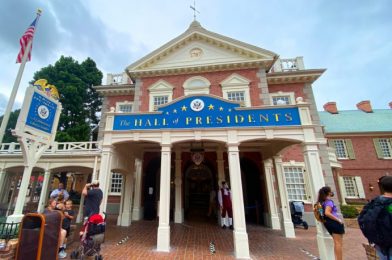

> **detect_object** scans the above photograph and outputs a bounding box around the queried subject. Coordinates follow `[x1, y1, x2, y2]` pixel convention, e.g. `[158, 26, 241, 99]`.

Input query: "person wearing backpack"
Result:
[358, 176, 392, 260]
[318, 186, 345, 260]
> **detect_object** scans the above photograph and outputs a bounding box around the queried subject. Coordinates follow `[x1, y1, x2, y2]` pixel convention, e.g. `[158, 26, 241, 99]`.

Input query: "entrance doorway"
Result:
[184, 164, 215, 220]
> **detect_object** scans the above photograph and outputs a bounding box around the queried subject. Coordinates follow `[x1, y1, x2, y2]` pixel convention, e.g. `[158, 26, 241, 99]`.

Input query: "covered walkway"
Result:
[68, 218, 367, 259]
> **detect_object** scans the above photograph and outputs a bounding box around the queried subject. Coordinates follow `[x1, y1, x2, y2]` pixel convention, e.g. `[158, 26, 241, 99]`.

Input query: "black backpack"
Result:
[358, 196, 392, 254]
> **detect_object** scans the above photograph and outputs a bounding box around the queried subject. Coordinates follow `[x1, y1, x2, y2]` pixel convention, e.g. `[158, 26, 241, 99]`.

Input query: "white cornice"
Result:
[267, 69, 326, 84]
[94, 84, 135, 96]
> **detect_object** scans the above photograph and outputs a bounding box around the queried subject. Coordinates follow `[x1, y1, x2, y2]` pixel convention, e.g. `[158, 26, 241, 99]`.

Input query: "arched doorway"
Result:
[184, 163, 215, 220]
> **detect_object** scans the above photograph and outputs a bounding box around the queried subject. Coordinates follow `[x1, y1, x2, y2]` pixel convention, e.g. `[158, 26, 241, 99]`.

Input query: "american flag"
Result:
[16, 17, 38, 63]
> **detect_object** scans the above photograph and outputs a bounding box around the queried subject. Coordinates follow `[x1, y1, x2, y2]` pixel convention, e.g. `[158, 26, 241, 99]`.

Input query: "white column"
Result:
[174, 150, 183, 223]
[157, 144, 171, 252]
[92, 156, 98, 181]
[274, 156, 295, 238]
[303, 144, 334, 260]
[263, 159, 281, 230]
[216, 148, 225, 184]
[76, 174, 89, 223]
[37, 169, 51, 213]
[0, 169, 7, 203]
[132, 158, 143, 220]
[6, 174, 20, 217]
[227, 144, 250, 259]
[98, 146, 113, 214]
[0, 172, 11, 203]
[7, 166, 34, 222]
[120, 161, 135, 226]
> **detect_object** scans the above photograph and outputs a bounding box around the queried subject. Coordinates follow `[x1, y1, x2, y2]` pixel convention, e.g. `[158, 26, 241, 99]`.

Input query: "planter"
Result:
[363, 244, 379, 260]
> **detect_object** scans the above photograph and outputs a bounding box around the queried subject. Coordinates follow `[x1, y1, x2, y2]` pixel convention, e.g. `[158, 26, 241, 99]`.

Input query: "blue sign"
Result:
[113, 95, 301, 130]
[26, 92, 58, 134]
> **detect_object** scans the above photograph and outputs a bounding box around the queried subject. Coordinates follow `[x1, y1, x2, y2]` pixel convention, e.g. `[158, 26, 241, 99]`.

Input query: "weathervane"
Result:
[190, 0, 200, 21]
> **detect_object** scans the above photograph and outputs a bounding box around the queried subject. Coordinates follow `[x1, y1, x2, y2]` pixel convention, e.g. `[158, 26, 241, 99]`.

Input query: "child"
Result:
[62, 200, 75, 245]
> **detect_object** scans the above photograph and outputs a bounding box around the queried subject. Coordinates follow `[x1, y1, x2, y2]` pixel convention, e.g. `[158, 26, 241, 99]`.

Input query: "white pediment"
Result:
[148, 80, 174, 93]
[220, 73, 250, 86]
[127, 22, 278, 76]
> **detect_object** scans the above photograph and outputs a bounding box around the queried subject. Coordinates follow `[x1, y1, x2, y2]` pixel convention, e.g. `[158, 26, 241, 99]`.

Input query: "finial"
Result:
[37, 8, 43, 15]
[190, 0, 200, 21]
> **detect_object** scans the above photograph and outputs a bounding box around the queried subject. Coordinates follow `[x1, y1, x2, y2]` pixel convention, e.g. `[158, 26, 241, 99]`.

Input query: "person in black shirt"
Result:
[82, 180, 103, 217]
[62, 200, 75, 239]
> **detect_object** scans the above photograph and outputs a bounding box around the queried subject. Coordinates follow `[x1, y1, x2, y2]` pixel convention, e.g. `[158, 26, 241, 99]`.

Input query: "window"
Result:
[339, 176, 365, 199]
[148, 80, 173, 111]
[374, 138, 392, 159]
[227, 91, 245, 106]
[272, 96, 290, 105]
[183, 76, 210, 96]
[283, 166, 307, 201]
[270, 91, 295, 105]
[328, 139, 355, 159]
[110, 173, 123, 195]
[116, 102, 133, 112]
[220, 74, 251, 107]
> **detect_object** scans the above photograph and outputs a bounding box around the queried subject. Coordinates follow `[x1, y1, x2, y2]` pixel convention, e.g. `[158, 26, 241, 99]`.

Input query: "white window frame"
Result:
[116, 101, 133, 113]
[338, 176, 365, 201]
[109, 172, 123, 195]
[333, 139, 349, 159]
[183, 76, 210, 96]
[220, 74, 251, 107]
[282, 161, 310, 202]
[270, 91, 295, 105]
[374, 138, 392, 159]
[148, 80, 174, 112]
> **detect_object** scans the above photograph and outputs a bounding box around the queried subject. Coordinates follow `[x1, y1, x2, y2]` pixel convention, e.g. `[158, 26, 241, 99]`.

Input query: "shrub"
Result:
[341, 205, 359, 218]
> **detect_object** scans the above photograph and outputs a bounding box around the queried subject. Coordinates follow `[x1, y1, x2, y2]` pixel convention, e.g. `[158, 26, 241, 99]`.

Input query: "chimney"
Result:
[323, 102, 338, 114]
[356, 100, 373, 113]
[389, 101, 392, 109]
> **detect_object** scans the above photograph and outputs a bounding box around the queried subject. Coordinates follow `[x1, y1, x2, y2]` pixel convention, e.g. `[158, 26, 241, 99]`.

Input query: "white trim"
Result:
[148, 80, 174, 111]
[116, 101, 133, 113]
[183, 76, 210, 96]
[220, 73, 251, 107]
[109, 172, 123, 195]
[355, 176, 366, 199]
[282, 161, 310, 203]
[270, 91, 295, 105]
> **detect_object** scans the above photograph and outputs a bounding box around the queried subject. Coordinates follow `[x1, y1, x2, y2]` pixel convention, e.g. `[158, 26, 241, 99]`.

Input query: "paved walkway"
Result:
[67, 218, 368, 259]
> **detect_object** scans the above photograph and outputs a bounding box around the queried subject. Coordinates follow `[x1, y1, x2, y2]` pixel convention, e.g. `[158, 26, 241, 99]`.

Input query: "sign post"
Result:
[7, 81, 61, 223]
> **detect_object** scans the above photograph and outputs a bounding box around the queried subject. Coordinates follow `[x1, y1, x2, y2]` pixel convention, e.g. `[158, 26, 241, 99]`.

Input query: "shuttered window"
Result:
[328, 139, 355, 159]
[373, 138, 392, 159]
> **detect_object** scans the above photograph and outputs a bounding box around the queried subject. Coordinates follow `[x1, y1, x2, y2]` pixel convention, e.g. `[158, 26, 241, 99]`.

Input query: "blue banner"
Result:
[113, 96, 301, 130]
[26, 92, 58, 134]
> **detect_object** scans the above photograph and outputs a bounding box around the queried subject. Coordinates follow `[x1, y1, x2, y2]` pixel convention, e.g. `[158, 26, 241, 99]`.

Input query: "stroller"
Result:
[70, 213, 106, 260]
[289, 201, 308, 229]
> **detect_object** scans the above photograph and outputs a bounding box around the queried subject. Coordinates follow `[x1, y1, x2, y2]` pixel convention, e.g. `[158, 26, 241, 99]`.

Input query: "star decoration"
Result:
[166, 112, 170, 115]
[173, 109, 177, 114]
[208, 104, 214, 110]
[219, 107, 224, 111]
[228, 109, 232, 112]
[181, 105, 187, 111]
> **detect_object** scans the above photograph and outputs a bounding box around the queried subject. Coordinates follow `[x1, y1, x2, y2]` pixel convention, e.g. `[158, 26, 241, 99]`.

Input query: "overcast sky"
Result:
[0, 0, 391, 115]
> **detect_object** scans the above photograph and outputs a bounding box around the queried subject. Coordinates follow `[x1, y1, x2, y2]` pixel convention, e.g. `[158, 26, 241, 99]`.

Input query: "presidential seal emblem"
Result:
[190, 99, 204, 112]
[38, 105, 49, 119]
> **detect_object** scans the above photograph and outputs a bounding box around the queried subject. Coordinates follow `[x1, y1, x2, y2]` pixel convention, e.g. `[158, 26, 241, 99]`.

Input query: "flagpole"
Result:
[0, 9, 42, 144]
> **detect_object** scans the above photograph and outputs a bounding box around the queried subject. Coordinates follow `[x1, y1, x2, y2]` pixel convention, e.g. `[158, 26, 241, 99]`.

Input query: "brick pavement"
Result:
[66, 217, 368, 260]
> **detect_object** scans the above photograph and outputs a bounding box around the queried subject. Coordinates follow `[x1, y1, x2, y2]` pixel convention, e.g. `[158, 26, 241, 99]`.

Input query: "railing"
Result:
[0, 141, 101, 154]
[0, 222, 20, 242]
[106, 72, 133, 85]
[271, 57, 305, 72]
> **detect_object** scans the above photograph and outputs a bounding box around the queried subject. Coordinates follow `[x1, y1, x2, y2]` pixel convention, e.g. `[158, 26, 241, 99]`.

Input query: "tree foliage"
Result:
[0, 109, 20, 143]
[32, 56, 103, 142]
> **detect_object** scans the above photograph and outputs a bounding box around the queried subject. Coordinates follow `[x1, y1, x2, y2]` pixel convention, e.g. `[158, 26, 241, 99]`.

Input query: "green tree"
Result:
[32, 56, 103, 142]
[0, 109, 20, 143]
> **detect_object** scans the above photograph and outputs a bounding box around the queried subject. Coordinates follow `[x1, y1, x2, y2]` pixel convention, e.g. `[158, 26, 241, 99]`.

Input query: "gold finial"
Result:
[37, 8, 43, 15]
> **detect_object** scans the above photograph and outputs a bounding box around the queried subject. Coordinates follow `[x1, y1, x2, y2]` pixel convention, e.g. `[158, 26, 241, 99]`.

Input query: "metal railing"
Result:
[0, 141, 101, 154]
[271, 57, 305, 72]
[0, 222, 20, 242]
